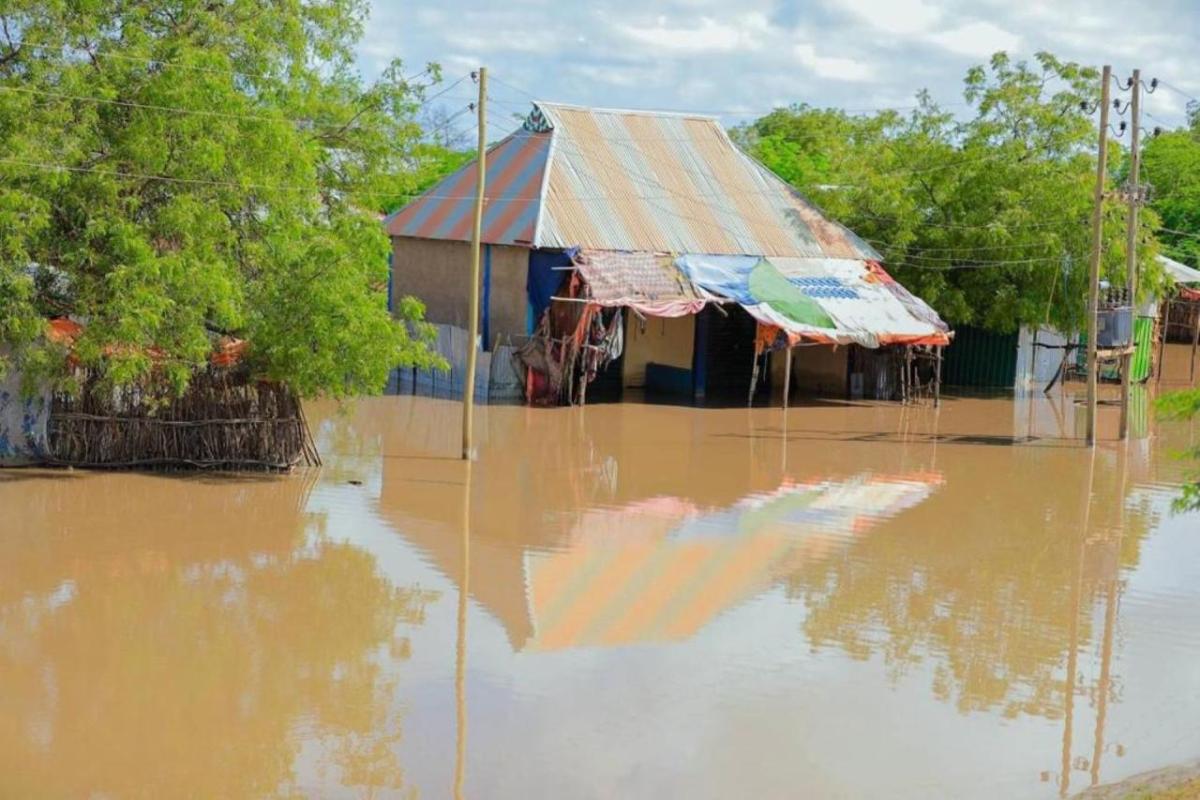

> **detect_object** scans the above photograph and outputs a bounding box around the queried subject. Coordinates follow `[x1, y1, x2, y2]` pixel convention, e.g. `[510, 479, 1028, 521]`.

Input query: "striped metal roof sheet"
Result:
[387, 102, 879, 260]
[386, 126, 551, 245]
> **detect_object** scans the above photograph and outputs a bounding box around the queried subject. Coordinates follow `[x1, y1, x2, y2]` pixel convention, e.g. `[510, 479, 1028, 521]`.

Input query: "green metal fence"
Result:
[941, 326, 1019, 388]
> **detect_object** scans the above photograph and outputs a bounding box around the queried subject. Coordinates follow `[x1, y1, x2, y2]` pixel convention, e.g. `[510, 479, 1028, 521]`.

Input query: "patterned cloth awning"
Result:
[670, 254, 950, 347]
[572, 250, 705, 318]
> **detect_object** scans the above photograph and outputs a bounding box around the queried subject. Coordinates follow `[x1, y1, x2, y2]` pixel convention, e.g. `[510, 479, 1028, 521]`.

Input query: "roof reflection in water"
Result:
[353, 397, 943, 653]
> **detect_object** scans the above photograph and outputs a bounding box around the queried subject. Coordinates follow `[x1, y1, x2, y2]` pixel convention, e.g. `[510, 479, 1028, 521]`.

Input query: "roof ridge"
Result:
[534, 100, 721, 121]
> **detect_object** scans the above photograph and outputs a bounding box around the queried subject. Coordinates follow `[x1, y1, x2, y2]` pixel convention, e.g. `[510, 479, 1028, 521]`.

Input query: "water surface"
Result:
[2, 354, 1199, 799]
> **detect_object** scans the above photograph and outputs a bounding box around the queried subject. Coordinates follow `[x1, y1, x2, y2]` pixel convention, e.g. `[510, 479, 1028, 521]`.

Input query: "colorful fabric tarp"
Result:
[572, 250, 706, 318]
[770, 257, 950, 347]
[675, 254, 950, 348]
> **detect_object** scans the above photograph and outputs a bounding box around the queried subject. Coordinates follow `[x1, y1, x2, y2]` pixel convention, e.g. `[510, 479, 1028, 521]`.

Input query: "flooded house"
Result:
[944, 254, 1200, 393]
[386, 102, 951, 405]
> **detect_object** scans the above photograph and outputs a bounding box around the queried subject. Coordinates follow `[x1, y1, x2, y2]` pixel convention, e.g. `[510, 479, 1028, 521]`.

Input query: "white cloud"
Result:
[360, 0, 1200, 129]
[927, 21, 1019, 57]
[616, 13, 771, 54]
[794, 44, 875, 82]
[833, 0, 942, 35]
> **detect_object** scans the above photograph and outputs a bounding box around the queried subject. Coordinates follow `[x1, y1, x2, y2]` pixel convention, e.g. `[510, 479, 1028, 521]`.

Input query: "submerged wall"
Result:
[771, 345, 849, 399]
[623, 315, 695, 389]
[390, 236, 529, 349]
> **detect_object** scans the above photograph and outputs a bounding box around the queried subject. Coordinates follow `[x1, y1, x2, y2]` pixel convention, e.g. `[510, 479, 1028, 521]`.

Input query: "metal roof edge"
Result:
[383, 126, 539, 237]
[533, 100, 721, 122]
[735, 146, 885, 263]
[531, 105, 559, 247]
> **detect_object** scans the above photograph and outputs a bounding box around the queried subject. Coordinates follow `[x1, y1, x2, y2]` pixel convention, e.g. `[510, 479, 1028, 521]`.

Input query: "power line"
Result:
[7, 40, 433, 85]
[895, 258, 1064, 271]
[0, 84, 373, 131]
[487, 74, 536, 101]
[421, 74, 470, 106]
[864, 236, 1082, 255]
[1157, 79, 1200, 107]
[1159, 226, 1200, 240]
[2, 71, 474, 136]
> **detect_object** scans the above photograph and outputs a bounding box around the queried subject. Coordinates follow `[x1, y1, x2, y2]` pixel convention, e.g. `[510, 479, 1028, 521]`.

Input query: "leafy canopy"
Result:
[733, 52, 1164, 335]
[0, 0, 449, 397]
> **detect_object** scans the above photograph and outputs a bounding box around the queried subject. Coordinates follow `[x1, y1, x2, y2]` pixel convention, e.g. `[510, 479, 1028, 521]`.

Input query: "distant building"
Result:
[386, 102, 950, 404]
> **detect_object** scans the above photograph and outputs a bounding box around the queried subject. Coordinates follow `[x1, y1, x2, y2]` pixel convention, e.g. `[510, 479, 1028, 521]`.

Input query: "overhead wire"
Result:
[0, 60, 1130, 269]
[0, 70, 475, 132]
[6, 40, 434, 85]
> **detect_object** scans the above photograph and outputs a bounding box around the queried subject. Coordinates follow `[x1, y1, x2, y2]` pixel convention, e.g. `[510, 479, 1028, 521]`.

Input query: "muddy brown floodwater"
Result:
[3, 347, 1200, 799]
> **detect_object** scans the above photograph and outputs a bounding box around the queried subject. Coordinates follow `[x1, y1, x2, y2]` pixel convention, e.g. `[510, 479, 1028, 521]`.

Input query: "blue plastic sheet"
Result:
[527, 248, 577, 322]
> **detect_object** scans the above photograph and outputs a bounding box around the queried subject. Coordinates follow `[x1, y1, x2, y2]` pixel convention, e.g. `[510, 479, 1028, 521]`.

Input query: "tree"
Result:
[733, 52, 1164, 335]
[0, 0, 446, 398]
[1141, 125, 1200, 266]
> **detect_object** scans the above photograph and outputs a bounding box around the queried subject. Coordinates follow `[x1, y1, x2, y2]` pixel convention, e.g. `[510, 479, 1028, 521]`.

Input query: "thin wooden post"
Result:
[461, 67, 487, 460]
[782, 346, 793, 411]
[1191, 305, 1199, 384]
[934, 346, 943, 408]
[1120, 68, 1142, 440]
[1156, 299, 1169, 386]
[748, 350, 760, 408]
[1087, 65, 1112, 446]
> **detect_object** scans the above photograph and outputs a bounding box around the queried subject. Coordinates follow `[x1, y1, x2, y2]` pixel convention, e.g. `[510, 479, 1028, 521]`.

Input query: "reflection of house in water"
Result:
[383, 466, 942, 652]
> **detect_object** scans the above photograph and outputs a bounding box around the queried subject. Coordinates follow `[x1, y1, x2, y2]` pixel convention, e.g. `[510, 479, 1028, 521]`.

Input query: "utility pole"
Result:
[461, 67, 487, 460]
[1119, 69, 1142, 441]
[1086, 65, 1112, 447]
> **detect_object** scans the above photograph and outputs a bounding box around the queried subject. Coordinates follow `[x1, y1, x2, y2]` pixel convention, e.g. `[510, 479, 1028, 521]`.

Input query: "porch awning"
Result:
[675, 254, 951, 348]
[570, 249, 951, 348]
[572, 250, 705, 318]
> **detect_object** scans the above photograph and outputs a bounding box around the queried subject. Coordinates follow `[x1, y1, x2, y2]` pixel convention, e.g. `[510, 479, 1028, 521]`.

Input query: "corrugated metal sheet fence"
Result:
[941, 325, 1019, 389]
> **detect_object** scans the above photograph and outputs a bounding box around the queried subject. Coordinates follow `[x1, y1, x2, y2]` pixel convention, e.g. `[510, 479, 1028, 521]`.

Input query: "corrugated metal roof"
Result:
[385, 126, 551, 246]
[1159, 254, 1200, 284]
[387, 102, 879, 260]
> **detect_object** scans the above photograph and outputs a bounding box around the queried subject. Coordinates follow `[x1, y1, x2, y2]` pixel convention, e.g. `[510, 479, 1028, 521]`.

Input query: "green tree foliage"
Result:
[734, 52, 1163, 334]
[1141, 118, 1200, 266]
[1143, 114, 1200, 511]
[0, 0, 448, 397]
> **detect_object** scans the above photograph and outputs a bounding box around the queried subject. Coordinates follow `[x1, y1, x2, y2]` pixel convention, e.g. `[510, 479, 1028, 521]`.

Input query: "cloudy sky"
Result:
[359, 0, 1200, 138]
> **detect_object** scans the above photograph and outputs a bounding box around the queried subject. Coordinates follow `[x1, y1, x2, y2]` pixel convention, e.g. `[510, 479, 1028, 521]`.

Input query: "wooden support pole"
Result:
[782, 346, 793, 411]
[1192, 306, 1200, 384]
[1120, 68, 1142, 441]
[934, 346, 943, 408]
[748, 350, 760, 408]
[461, 67, 487, 460]
[1086, 65, 1112, 447]
[1156, 299, 1168, 386]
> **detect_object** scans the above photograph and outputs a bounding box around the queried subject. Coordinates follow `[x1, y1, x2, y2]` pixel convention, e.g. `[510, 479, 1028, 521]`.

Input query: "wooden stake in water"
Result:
[462, 67, 487, 460]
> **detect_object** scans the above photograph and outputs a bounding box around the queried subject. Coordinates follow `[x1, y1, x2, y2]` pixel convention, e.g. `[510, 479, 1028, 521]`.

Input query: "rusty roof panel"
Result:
[386, 102, 879, 261]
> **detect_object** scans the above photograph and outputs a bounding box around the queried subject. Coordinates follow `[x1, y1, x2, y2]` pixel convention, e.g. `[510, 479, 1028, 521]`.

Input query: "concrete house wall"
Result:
[390, 236, 530, 348]
[623, 315, 696, 389]
[771, 346, 849, 399]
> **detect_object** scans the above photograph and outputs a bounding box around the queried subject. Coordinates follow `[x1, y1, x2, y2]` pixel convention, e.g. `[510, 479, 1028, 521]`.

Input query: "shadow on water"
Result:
[717, 429, 1075, 448]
